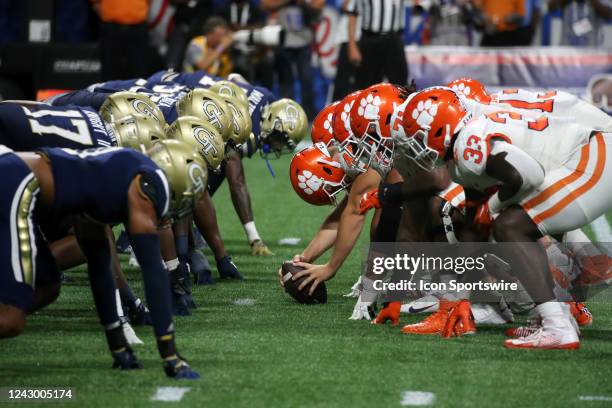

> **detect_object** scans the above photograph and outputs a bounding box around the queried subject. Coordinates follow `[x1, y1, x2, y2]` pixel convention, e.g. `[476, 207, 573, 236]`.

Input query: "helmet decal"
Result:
[284, 104, 299, 131]
[412, 99, 438, 129]
[202, 99, 224, 129]
[357, 94, 382, 120]
[131, 99, 161, 124]
[193, 125, 220, 158]
[188, 163, 207, 195]
[296, 170, 323, 195]
[450, 82, 471, 98]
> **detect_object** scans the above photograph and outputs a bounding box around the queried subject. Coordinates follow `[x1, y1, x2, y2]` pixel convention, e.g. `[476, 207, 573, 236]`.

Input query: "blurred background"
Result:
[0, 0, 610, 117]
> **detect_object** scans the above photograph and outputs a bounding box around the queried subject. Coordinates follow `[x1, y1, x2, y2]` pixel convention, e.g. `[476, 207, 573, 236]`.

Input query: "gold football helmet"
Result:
[175, 89, 234, 142]
[209, 80, 249, 105]
[260, 98, 308, 158]
[220, 96, 252, 146]
[99, 91, 167, 128]
[166, 116, 225, 171]
[112, 114, 166, 151]
[147, 139, 208, 218]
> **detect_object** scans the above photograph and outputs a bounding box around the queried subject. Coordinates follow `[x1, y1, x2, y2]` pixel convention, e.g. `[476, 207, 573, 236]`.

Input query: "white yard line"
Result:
[578, 395, 612, 402]
[400, 391, 436, 406]
[151, 387, 191, 402]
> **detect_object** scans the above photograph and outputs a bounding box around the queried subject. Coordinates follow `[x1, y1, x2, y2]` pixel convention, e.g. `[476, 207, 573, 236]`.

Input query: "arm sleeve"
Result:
[487, 141, 545, 213]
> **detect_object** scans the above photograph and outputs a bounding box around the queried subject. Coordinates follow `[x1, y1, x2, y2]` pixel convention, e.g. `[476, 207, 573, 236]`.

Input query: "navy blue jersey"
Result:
[0, 102, 116, 151]
[53, 86, 185, 124]
[40, 147, 169, 224]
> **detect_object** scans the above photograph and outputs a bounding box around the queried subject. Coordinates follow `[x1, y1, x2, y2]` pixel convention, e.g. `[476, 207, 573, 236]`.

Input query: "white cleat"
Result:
[401, 294, 439, 314]
[128, 250, 140, 268]
[504, 317, 580, 350]
[472, 302, 514, 325]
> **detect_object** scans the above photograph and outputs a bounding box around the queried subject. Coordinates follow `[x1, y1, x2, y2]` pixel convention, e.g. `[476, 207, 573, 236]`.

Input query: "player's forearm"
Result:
[301, 228, 338, 262]
[348, 15, 358, 46]
[193, 193, 227, 260]
[328, 210, 365, 271]
[226, 155, 254, 224]
[158, 224, 178, 262]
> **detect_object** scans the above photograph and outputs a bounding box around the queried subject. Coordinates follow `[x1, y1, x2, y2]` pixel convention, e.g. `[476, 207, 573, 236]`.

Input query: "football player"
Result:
[0, 140, 204, 377]
[399, 87, 612, 349]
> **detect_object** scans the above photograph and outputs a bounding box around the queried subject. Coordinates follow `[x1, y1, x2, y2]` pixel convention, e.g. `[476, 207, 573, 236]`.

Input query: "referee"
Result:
[346, 0, 408, 89]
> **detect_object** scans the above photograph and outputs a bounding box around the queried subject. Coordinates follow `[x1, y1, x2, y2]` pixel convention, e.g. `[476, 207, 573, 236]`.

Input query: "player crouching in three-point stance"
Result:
[398, 87, 612, 349]
[0, 141, 205, 377]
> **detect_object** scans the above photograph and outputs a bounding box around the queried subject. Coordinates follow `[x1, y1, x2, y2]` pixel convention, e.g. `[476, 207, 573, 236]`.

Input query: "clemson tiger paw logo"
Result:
[340, 102, 353, 129]
[412, 99, 438, 128]
[297, 170, 322, 195]
[323, 112, 334, 135]
[450, 82, 471, 97]
[357, 94, 381, 119]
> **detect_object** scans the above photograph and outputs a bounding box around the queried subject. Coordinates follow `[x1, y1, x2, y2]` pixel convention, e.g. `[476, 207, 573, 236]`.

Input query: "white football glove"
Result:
[343, 276, 363, 298]
[348, 276, 378, 320]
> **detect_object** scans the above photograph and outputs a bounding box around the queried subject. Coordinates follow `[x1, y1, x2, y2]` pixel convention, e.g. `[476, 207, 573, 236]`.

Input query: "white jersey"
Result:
[491, 89, 612, 132]
[450, 111, 592, 191]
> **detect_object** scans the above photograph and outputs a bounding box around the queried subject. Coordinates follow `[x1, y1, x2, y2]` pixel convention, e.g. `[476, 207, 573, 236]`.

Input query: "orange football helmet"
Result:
[289, 143, 349, 206]
[400, 87, 470, 170]
[311, 101, 339, 147]
[447, 77, 492, 104]
[349, 83, 408, 172]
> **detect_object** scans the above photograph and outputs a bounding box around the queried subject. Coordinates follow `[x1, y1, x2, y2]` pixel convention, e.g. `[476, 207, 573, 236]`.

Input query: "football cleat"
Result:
[373, 302, 401, 325]
[401, 300, 456, 335]
[471, 300, 514, 325]
[401, 294, 440, 314]
[504, 322, 580, 350]
[251, 239, 274, 256]
[442, 300, 476, 338]
[163, 356, 201, 380]
[567, 302, 593, 327]
[505, 324, 540, 338]
[217, 256, 243, 280]
[112, 347, 144, 370]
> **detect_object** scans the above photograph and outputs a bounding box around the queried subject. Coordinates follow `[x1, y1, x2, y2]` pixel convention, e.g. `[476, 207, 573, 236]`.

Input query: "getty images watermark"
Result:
[363, 242, 612, 304]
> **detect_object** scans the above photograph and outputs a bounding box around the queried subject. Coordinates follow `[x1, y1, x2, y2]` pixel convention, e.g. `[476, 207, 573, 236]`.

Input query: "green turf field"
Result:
[2, 155, 611, 408]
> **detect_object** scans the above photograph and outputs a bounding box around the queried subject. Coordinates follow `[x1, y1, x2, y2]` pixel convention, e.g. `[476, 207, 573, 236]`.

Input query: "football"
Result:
[281, 261, 327, 304]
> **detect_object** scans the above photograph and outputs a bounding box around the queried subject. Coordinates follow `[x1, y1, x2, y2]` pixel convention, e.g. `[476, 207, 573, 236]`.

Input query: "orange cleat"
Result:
[567, 302, 593, 327]
[401, 300, 454, 335]
[442, 300, 476, 338]
[373, 302, 401, 325]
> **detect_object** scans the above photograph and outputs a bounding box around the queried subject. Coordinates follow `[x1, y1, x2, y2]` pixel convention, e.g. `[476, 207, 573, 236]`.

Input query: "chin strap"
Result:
[265, 159, 276, 177]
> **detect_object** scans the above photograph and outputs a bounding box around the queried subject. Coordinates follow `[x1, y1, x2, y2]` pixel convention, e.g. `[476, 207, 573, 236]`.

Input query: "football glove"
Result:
[217, 256, 243, 280]
[442, 300, 476, 338]
[359, 189, 382, 215]
[112, 347, 143, 370]
[251, 239, 274, 256]
[350, 299, 377, 320]
[127, 301, 152, 326]
[170, 262, 194, 315]
[373, 302, 401, 326]
[343, 276, 363, 298]
[163, 355, 200, 380]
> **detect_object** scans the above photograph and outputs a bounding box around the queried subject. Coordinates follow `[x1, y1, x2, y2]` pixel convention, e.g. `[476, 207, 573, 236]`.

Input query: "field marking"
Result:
[151, 387, 191, 402]
[578, 395, 612, 402]
[233, 298, 256, 306]
[590, 216, 612, 242]
[400, 391, 436, 406]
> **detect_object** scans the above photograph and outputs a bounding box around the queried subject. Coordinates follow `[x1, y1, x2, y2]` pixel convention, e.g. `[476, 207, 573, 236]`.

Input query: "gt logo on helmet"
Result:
[285, 105, 299, 130]
[131, 99, 161, 124]
[194, 126, 220, 158]
[188, 163, 207, 195]
[202, 99, 224, 129]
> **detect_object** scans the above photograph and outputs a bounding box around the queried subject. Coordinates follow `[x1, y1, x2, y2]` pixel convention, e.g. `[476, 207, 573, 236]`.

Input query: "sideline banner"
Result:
[406, 46, 612, 89]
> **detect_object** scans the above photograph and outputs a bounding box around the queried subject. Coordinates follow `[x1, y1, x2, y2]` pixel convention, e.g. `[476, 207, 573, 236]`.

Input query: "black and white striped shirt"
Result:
[345, 0, 406, 34]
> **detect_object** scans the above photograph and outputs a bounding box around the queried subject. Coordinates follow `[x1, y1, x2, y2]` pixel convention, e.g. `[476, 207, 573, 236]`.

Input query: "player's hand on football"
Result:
[112, 347, 144, 370]
[292, 262, 335, 296]
[163, 355, 200, 380]
[359, 188, 382, 214]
